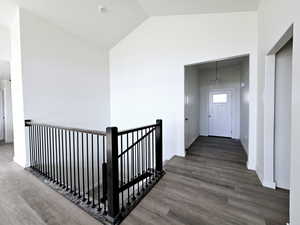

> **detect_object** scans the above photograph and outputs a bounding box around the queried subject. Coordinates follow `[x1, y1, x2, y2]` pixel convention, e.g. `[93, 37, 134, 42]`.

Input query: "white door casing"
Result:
[208, 90, 232, 138]
[274, 40, 293, 190]
[0, 90, 4, 141]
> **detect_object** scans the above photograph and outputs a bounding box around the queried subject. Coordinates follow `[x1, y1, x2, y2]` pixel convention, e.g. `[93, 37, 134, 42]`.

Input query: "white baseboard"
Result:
[262, 180, 276, 189]
[247, 160, 256, 171]
[256, 170, 276, 189]
[13, 156, 29, 168]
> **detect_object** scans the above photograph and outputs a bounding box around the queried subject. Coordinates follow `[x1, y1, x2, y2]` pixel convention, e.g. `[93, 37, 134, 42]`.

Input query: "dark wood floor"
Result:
[0, 138, 289, 225]
[0, 144, 101, 225]
[122, 136, 289, 225]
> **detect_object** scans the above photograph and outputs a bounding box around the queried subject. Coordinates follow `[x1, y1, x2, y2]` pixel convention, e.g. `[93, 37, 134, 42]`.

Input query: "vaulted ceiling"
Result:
[0, 0, 260, 50]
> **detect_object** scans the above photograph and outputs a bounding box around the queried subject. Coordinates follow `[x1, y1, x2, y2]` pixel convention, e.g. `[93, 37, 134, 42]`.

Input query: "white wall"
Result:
[0, 25, 10, 61]
[19, 9, 110, 130]
[198, 64, 241, 139]
[110, 12, 258, 161]
[184, 65, 200, 148]
[257, 0, 300, 223]
[240, 58, 249, 154]
[10, 8, 111, 167]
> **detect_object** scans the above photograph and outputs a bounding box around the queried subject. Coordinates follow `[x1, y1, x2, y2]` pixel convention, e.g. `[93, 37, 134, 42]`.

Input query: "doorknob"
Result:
[208, 115, 212, 118]
[185, 118, 188, 121]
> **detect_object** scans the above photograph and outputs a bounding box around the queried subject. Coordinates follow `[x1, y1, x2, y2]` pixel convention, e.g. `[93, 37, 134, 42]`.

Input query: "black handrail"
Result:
[118, 124, 158, 135]
[25, 120, 106, 136]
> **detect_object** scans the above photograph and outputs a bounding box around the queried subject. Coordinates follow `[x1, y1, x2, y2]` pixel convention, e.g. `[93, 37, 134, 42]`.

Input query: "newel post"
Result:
[155, 119, 163, 173]
[106, 127, 120, 221]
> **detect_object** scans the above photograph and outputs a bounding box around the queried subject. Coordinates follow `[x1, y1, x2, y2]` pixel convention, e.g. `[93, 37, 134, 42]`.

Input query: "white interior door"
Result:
[0, 90, 4, 141]
[208, 91, 232, 138]
[274, 40, 292, 190]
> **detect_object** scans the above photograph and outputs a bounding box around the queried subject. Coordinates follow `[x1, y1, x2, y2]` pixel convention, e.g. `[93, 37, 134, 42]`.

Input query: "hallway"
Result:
[122, 136, 289, 225]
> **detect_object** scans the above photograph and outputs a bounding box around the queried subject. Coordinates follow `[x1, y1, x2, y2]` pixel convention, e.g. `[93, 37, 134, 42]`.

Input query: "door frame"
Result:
[263, 24, 293, 189]
[0, 89, 5, 142]
[208, 89, 233, 138]
[183, 54, 257, 172]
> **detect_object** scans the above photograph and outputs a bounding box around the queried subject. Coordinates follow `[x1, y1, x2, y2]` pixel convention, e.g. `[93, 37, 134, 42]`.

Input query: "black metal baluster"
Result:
[120, 135, 124, 210]
[73, 131, 77, 195]
[91, 134, 95, 207]
[145, 128, 148, 187]
[61, 129, 65, 188]
[46, 127, 50, 179]
[45, 126, 49, 178]
[59, 129, 62, 185]
[82, 132, 86, 201]
[65, 130, 69, 190]
[39, 125, 42, 172]
[33, 126, 36, 169]
[126, 134, 130, 205]
[44, 127, 47, 177]
[51, 128, 55, 182]
[69, 130, 73, 192]
[86, 133, 91, 204]
[135, 131, 138, 183]
[102, 136, 107, 213]
[55, 128, 59, 183]
[56, 128, 60, 184]
[97, 135, 101, 210]
[48, 127, 52, 180]
[35, 125, 38, 170]
[151, 129, 154, 181]
[141, 129, 145, 190]
[77, 132, 81, 198]
[50, 127, 53, 179]
[29, 125, 33, 167]
[137, 130, 141, 195]
[132, 132, 135, 200]
[148, 128, 151, 185]
[39, 126, 43, 174]
[57, 128, 61, 184]
[31, 125, 35, 169]
[59, 129, 63, 186]
[28, 125, 32, 167]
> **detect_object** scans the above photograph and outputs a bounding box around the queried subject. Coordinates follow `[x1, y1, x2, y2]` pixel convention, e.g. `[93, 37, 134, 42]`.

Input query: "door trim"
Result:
[263, 24, 293, 189]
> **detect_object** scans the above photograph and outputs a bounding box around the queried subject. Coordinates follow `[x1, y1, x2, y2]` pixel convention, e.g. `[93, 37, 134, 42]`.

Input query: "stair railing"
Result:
[25, 119, 164, 225]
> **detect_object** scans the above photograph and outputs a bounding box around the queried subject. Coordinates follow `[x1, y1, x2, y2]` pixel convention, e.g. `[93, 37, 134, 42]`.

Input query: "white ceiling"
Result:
[138, 0, 260, 16]
[0, 0, 148, 50]
[0, 0, 260, 50]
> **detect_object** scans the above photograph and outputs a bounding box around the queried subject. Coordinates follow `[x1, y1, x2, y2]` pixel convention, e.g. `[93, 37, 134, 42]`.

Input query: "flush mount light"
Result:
[98, 5, 106, 13]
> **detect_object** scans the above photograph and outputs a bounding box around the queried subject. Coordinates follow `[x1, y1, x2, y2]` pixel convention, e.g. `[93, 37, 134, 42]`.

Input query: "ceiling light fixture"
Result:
[98, 5, 106, 13]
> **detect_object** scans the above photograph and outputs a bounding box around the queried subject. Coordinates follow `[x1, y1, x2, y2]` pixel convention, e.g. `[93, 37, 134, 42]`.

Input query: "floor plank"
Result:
[0, 144, 102, 225]
[122, 136, 289, 225]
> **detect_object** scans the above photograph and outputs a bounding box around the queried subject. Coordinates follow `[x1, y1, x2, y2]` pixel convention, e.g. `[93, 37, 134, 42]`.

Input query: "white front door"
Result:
[208, 91, 232, 138]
